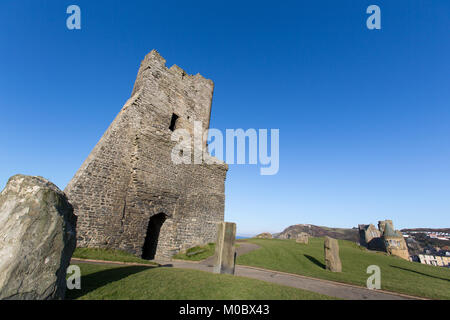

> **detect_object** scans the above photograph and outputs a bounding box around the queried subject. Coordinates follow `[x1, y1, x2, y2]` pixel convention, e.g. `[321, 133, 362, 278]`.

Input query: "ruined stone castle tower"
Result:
[358, 220, 409, 260]
[65, 50, 228, 259]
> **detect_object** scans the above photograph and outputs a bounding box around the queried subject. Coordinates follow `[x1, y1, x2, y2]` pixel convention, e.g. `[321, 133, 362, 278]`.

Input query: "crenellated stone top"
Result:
[132, 50, 213, 96]
[130, 50, 215, 138]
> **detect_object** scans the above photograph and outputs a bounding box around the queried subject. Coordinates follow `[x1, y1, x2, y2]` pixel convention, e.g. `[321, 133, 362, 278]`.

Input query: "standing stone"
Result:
[0, 175, 77, 300]
[213, 222, 236, 275]
[296, 232, 309, 244]
[324, 236, 342, 272]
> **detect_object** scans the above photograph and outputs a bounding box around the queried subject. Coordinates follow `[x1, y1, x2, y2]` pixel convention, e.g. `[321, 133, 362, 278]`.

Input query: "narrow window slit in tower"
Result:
[169, 113, 179, 131]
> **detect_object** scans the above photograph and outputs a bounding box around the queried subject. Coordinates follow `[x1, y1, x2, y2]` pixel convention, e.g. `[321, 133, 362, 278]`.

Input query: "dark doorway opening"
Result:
[142, 212, 166, 260]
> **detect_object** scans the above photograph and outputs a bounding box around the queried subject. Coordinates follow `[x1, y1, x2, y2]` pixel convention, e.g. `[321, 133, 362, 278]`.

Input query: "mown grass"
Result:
[172, 243, 216, 261]
[66, 263, 335, 300]
[172, 242, 241, 261]
[236, 238, 450, 299]
[73, 248, 157, 265]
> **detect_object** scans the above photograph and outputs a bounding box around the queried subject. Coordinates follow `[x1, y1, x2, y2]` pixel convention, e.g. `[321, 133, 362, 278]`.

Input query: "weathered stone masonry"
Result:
[65, 50, 228, 259]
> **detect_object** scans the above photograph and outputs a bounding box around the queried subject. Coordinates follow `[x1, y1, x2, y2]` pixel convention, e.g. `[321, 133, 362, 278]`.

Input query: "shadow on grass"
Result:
[304, 255, 325, 269]
[66, 265, 152, 300]
[390, 265, 450, 282]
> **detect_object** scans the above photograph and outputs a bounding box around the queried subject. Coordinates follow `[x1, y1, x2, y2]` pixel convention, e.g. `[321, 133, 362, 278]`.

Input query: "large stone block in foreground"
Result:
[324, 236, 342, 272]
[0, 175, 77, 300]
[213, 222, 236, 275]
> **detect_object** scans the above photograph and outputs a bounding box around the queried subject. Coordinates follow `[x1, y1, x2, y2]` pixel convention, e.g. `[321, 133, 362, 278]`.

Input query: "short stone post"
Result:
[213, 222, 236, 275]
[296, 232, 309, 244]
[324, 236, 342, 272]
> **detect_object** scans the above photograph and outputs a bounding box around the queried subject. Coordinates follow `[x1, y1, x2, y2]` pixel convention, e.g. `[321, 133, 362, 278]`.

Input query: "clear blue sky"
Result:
[1, 1, 449, 235]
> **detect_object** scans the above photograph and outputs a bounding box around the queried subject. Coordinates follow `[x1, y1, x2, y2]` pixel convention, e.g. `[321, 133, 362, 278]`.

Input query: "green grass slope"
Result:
[73, 248, 157, 265]
[172, 243, 216, 261]
[237, 238, 450, 299]
[66, 263, 335, 300]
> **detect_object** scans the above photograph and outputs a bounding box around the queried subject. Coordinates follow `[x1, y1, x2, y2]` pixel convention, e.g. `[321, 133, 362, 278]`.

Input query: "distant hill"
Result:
[401, 228, 450, 233]
[274, 224, 359, 243]
[399, 228, 449, 256]
[403, 232, 450, 255]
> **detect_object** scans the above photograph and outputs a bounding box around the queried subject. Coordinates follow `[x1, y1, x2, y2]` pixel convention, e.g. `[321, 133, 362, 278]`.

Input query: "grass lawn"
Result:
[172, 243, 216, 261]
[73, 248, 157, 265]
[173, 242, 241, 261]
[236, 238, 450, 299]
[66, 263, 335, 300]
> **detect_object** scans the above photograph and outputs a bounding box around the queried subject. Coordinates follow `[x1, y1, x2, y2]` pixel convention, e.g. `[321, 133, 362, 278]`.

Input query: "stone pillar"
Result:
[324, 236, 342, 272]
[296, 232, 309, 244]
[213, 222, 236, 275]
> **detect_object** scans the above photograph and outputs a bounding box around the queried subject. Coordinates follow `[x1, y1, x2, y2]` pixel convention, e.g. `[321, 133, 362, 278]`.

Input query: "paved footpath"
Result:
[71, 242, 423, 300]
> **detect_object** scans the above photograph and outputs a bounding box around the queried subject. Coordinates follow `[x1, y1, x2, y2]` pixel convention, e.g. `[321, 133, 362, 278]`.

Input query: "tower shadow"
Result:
[66, 265, 152, 300]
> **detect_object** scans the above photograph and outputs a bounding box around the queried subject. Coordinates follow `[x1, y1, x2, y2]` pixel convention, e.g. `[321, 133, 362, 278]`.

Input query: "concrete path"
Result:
[236, 266, 418, 300]
[71, 243, 423, 300]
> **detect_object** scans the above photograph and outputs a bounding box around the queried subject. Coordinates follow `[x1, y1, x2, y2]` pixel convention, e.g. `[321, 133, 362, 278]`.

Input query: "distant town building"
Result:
[416, 254, 450, 268]
[402, 230, 450, 241]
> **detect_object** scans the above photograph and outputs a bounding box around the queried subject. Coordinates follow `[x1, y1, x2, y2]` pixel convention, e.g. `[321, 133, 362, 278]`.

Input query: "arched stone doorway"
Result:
[142, 212, 167, 260]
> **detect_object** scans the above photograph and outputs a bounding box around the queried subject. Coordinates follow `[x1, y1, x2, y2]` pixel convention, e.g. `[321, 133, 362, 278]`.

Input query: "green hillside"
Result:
[73, 248, 157, 265]
[237, 238, 450, 299]
[66, 263, 335, 300]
